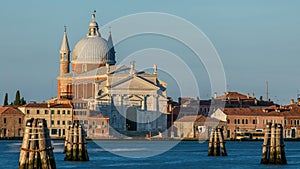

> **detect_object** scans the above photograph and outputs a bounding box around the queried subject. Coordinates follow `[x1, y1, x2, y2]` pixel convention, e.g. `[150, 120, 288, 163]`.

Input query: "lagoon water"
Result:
[2, 140, 300, 169]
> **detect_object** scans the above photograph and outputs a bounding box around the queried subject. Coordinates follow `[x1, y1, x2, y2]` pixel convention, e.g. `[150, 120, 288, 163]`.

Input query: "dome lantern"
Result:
[88, 10, 100, 37]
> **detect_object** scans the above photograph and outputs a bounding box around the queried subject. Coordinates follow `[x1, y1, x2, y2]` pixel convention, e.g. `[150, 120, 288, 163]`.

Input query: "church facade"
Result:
[56, 12, 168, 135]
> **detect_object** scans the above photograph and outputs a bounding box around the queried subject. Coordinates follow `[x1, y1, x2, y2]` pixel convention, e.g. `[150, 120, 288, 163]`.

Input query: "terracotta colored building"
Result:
[73, 108, 109, 139]
[0, 107, 24, 138]
[211, 104, 300, 139]
[19, 102, 73, 138]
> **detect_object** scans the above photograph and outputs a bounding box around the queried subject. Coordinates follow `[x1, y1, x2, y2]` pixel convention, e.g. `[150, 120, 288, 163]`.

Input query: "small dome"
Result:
[72, 36, 109, 64]
[89, 21, 98, 28]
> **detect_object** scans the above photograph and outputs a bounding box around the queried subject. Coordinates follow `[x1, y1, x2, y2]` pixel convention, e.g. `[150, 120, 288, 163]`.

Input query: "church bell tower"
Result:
[60, 26, 70, 76]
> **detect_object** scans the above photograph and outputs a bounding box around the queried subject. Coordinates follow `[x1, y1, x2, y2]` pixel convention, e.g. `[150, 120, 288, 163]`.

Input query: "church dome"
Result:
[72, 11, 115, 65]
[72, 36, 109, 64]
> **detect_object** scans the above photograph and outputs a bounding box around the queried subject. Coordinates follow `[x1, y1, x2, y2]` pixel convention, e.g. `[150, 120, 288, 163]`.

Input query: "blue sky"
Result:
[0, 0, 299, 105]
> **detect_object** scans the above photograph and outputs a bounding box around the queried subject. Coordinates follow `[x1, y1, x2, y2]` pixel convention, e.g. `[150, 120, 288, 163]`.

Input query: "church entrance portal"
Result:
[126, 107, 137, 131]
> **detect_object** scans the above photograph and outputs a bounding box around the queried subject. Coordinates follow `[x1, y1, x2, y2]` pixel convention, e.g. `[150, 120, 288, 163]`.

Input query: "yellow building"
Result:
[19, 102, 73, 138]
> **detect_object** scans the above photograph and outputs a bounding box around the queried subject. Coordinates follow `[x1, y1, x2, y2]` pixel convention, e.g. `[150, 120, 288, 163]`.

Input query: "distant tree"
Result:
[20, 97, 26, 105]
[3, 93, 8, 106]
[13, 90, 21, 106]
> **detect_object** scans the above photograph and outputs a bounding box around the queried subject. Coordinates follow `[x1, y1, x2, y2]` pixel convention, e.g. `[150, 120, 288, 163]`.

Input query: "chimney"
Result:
[247, 93, 250, 99]
[47, 102, 50, 108]
[252, 92, 255, 98]
[213, 92, 217, 99]
[291, 99, 295, 105]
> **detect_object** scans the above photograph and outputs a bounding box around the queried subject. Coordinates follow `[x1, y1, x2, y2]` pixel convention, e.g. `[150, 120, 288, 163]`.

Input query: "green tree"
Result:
[3, 93, 8, 106]
[14, 90, 21, 106]
[20, 97, 26, 105]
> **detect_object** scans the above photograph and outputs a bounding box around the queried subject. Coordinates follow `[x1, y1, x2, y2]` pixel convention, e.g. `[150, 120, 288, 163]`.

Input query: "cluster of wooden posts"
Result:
[19, 118, 56, 169]
[18, 118, 288, 168]
[208, 128, 227, 156]
[18, 118, 89, 169]
[64, 122, 89, 161]
[207, 123, 287, 165]
[260, 123, 287, 165]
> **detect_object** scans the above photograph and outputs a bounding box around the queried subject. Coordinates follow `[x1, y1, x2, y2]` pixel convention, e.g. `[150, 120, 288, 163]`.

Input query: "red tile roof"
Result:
[176, 115, 220, 123]
[215, 92, 250, 100]
[0, 106, 24, 115]
[20, 103, 72, 108]
[221, 105, 300, 117]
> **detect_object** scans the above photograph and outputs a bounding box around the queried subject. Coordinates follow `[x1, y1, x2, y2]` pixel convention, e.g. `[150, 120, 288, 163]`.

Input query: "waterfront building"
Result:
[173, 115, 225, 139]
[0, 107, 24, 138]
[18, 102, 72, 138]
[211, 104, 300, 139]
[73, 107, 109, 139]
[54, 12, 168, 136]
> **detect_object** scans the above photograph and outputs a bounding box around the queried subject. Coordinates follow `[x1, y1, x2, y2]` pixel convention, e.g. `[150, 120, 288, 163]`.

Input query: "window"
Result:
[242, 119, 245, 124]
[3, 128, 6, 136]
[67, 110, 70, 115]
[18, 129, 21, 137]
[57, 110, 60, 114]
[51, 120, 54, 125]
[19, 118, 22, 124]
[245, 119, 248, 124]
[27, 110, 30, 114]
[252, 119, 256, 124]
[37, 110, 40, 114]
[62, 110, 65, 114]
[227, 119, 230, 124]
[102, 121, 105, 126]
[68, 120, 72, 125]
[93, 121, 96, 126]
[51, 110, 54, 114]
[57, 120, 60, 125]
[4, 118, 6, 124]
[237, 119, 240, 124]
[84, 120, 88, 125]
[62, 121, 65, 125]
[51, 129, 57, 135]
[227, 130, 230, 138]
[102, 130, 105, 134]
[44, 110, 49, 114]
[284, 120, 287, 125]
[82, 64, 87, 72]
[234, 119, 237, 124]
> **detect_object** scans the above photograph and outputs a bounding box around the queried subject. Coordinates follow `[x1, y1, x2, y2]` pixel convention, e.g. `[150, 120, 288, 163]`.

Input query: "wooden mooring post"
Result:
[208, 128, 227, 156]
[19, 118, 56, 169]
[260, 122, 287, 165]
[64, 122, 89, 161]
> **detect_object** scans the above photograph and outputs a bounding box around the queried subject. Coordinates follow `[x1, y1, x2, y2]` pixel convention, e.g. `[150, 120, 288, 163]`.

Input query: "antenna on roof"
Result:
[266, 80, 269, 101]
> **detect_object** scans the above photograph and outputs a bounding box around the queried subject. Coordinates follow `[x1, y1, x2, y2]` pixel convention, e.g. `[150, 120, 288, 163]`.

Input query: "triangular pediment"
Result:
[110, 75, 160, 90]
